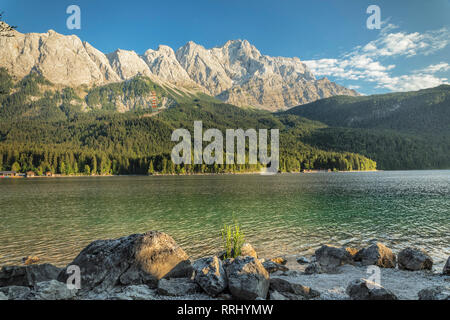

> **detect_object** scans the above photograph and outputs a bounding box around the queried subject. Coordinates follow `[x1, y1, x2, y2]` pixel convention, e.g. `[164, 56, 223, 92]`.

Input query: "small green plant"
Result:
[221, 222, 245, 259]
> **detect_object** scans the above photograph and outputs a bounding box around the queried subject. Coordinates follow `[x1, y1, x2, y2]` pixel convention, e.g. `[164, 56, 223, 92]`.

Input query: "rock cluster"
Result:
[1, 233, 447, 301]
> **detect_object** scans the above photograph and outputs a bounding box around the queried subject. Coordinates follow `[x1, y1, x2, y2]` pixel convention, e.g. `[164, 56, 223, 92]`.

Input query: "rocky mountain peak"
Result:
[0, 29, 359, 110]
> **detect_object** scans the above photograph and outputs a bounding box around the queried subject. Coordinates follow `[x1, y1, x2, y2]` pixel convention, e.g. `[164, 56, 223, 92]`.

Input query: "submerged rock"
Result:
[443, 257, 450, 275]
[157, 278, 201, 296]
[354, 243, 396, 268]
[32, 280, 77, 300]
[269, 278, 320, 300]
[315, 245, 353, 272]
[418, 286, 450, 300]
[0, 264, 61, 287]
[346, 278, 397, 300]
[58, 231, 191, 292]
[225, 256, 269, 300]
[398, 248, 433, 271]
[193, 256, 227, 297]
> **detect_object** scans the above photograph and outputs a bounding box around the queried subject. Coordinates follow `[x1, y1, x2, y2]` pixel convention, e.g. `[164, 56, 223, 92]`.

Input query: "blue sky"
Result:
[2, 0, 450, 94]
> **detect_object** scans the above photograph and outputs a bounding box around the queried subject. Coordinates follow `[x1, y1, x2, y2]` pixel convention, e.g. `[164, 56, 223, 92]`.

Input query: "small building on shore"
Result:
[26, 171, 36, 177]
[45, 171, 53, 177]
[0, 171, 18, 177]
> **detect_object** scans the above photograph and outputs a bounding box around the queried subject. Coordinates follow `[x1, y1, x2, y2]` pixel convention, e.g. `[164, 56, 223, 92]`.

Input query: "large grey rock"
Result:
[0, 285, 32, 300]
[225, 256, 270, 300]
[193, 257, 227, 297]
[0, 292, 7, 300]
[346, 279, 397, 300]
[398, 248, 433, 271]
[32, 280, 77, 300]
[315, 245, 353, 272]
[58, 231, 191, 292]
[262, 260, 289, 274]
[269, 278, 320, 300]
[418, 286, 450, 300]
[443, 257, 450, 275]
[157, 278, 201, 296]
[354, 243, 396, 268]
[0, 264, 61, 287]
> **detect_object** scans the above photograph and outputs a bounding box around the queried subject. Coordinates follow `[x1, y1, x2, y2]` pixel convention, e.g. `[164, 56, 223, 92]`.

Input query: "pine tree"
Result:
[148, 160, 154, 175]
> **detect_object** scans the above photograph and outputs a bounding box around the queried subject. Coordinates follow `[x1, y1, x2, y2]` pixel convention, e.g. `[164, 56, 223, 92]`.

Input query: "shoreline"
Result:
[0, 231, 448, 301]
[1, 170, 383, 179]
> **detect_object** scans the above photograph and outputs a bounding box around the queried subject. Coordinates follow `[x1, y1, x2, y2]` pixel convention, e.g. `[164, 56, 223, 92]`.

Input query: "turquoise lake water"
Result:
[0, 171, 449, 268]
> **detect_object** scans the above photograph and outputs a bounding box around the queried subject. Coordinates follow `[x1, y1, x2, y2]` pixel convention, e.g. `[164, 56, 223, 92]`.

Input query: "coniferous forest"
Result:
[0, 67, 448, 176]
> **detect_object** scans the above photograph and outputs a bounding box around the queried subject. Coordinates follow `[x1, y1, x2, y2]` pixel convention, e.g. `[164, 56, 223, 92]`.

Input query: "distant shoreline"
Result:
[1, 170, 382, 179]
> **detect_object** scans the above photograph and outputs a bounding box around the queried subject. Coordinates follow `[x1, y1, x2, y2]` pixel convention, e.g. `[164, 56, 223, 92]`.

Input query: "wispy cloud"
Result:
[304, 26, 450, 92]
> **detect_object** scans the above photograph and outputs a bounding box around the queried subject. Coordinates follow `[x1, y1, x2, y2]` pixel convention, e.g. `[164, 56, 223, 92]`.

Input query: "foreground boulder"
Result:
[0, 292, 6, 300]
[32, 280, 77, 300]
[418, 286, 450, 300]
[58, 231, 191, 292]
[0, 264, 61, 287]
[157, 278, 201, 296]
[315, 245, 353, 272]
[346, 279, 397, 300]
[443, 257, 450, 275]
[398, 248, 433, 271]
[269, 278, 320, 300]
[354, 243, 396, 268]
[0, 285, 32, 300]
[193, 257, 227, 297]
[225, 256, 269, 300]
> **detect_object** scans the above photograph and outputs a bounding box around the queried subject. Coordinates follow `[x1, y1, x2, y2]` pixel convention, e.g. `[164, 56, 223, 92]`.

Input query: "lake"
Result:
[0, 171, 449, 269]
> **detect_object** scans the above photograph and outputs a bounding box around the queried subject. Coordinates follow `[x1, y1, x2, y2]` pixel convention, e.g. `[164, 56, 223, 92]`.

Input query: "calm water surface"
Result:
[0, 171, 449, 269]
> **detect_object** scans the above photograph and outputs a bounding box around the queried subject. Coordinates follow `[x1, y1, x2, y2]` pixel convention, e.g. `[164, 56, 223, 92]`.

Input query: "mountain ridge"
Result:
[0, 28, 358, 111]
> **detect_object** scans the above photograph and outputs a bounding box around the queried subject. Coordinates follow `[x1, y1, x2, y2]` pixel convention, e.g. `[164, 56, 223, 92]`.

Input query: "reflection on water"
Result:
[0, 171, 449, 269]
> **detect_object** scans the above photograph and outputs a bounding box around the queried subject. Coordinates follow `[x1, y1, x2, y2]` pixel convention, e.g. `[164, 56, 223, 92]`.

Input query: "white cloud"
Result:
[377, 74, 448, 92]
[304, 27, 450, 92]
[415, 62, 450, 74]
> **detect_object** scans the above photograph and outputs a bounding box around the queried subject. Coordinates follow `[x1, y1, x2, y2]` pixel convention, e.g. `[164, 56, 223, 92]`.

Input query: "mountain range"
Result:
[0, 28, 358, 111]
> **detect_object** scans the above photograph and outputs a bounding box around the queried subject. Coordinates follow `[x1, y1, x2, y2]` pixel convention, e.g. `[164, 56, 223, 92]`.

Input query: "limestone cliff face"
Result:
[0, 29, 358, 110]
